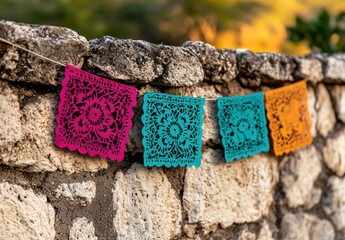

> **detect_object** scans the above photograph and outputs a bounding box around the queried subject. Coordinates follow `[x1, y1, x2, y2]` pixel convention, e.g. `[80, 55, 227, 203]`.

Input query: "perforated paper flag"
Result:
[142, 92, 205, 168]
[55, 65, 137, 161]
[217, 92, 270, 162]
[265, 80, 312, 156]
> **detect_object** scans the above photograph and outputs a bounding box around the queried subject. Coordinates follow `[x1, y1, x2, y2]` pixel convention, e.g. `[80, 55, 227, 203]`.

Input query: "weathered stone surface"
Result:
[307, 86, 318, 137]
[293, 56, 323, 83]
[0, 20, 88, 85]
[55, 181, 96, 206]
[0, 81, 22, 147]
[323, 176, 345, 230]
[329, 85, 345, 123]
[164, 83, 222, 145]
[323, 54, 345, 83]
[315, 83, 336, 138]
[182, 41, 238, 83]
[238, 221, 274, 240]
[86, 37, 203, 86]
[322, 128, 345, 176]
[280, 145, 322, 208]
[0, 93, 109, 173]
[126, 85, 160, 153]
[113, 163, 182, 239]
[0, 182, 55, 239]
[238, 52, 296, 87]
[183, 149, 278, 233]
[69, 217, 98, 240]
[281, 212, 335, 240]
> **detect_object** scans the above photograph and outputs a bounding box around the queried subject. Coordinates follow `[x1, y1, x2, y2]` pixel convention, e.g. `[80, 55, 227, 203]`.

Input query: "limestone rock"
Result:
[323, 176, 345, 230]
[126, 85, 160, 153]
[182, 41, 238, 83]
[0, 20, 88, 85]
[55, 181, 96, 206]
[293, 56, 323, 83]
[281, 212, 335, 240]
[113, 163, 182, 239]
[315, 83, 336, 138]
[164, 83, 222, 145]
[322, 128, 345, 176]
[0, 182, 55, 239]
[86, 37, 203, 86]
[281, 145, 322, 208]
[0, 93, 109, 173]
[0, 81, 22, 147]
[238, 52, 295, 87]
[323, 53, 345, 83]
[256, 221, 275, 240]
[183, 149, 278, 233]
[307, 86, 318, 137]
[329, 85, 345, 123]
[69, 217, 98, 240]
[238, 221, 274, 240]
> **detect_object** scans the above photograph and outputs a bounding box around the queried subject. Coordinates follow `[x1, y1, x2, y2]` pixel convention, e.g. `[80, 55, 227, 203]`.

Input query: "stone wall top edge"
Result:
[0, 20, 345, 88]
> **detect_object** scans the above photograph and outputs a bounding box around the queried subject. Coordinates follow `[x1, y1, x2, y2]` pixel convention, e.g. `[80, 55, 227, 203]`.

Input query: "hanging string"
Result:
[0, 37, 66, 67]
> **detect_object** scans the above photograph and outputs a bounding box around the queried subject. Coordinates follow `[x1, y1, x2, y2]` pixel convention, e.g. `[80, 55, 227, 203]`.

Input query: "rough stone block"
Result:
[55, 181, 96, 206]
[238, 221, 274, 240]
[69, 217, 98, 240]
[0, 20, 88, 85]
[329, 85, 345, 123]
[0, 182, 55, 239]
[238, 52, 295, 87]
[0, 81, 22, 147]
[183, 149, 278, 233]
[322, 128, 345, 176]
[182, 41, 238, 83]
[324, 54, 345, 83]
[293, 56, 323, 83]
[323, 176, 345, 230]
[113, 163, 182, 239]
[86, 37, 203, 86]
[316, 83, 336, 138]
[281, 212, 335, 240]
[281, 145, 322, 208]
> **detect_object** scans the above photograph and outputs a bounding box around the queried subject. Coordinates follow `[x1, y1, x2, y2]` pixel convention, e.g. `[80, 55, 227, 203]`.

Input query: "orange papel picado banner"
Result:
[265, 80, 312, 156]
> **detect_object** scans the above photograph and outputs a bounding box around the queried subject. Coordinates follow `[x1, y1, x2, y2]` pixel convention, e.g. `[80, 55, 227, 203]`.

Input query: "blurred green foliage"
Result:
[287, 9, 345, 53]
[0, 0, 266, 45]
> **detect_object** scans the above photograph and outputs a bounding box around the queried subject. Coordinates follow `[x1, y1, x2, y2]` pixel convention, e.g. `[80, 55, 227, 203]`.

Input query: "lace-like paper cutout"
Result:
[142, 92, 205, 168]
[217, 92, 270, 162]
[55, 65, 137, 161]
[265, 80, 312, 156]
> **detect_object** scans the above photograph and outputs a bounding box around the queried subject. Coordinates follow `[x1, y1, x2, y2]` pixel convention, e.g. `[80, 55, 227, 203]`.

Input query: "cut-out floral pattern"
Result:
[217, 92, 270, 162]
[142, 92, 205, 167]
[265, 80, 312, 156]
[55, 65, 137, 161]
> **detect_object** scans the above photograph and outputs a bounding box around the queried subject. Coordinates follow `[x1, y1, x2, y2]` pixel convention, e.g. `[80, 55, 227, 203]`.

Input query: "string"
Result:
[0, 37, 66, 67]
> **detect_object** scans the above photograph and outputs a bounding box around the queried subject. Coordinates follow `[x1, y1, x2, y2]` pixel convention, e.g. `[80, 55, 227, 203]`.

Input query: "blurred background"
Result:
[0, 0, 344, 54]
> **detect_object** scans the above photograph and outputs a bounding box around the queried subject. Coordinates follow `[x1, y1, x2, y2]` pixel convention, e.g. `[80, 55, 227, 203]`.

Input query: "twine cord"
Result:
[0, 37, 65, 67]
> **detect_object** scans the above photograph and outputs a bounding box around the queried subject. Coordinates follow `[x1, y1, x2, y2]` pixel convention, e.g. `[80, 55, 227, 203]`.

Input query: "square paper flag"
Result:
[142, 92, 205, 168]
[55, 65, 137, 161]
[265, 80, 312, 156]
[217, 92, 270, 162]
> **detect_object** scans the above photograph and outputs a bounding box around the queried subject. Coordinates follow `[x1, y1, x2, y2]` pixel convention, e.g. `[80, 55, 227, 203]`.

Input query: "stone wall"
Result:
[0, 20, 345, 240]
